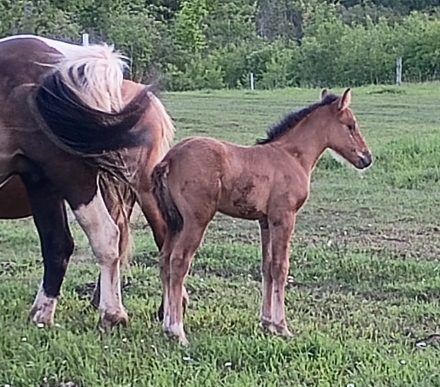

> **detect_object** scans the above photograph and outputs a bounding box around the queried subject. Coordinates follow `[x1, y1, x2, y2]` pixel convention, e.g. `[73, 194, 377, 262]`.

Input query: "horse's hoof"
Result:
[29, 298, 57, 326]
[99, 309, 128, 332]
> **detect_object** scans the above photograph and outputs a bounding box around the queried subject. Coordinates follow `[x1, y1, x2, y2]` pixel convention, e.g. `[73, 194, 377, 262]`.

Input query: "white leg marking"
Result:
[73, 185, 126, 327]
[30, 284, 57, 326]
[270, 284, 292, 337]
[260, 277, 272, 325]
[168, 322, 188, 346]
[162, 288, 171, 332]
[272, 286, 283, 326]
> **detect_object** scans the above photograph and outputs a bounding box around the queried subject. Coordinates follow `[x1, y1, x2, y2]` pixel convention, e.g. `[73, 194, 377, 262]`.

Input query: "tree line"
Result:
[2, 0, 440, 90]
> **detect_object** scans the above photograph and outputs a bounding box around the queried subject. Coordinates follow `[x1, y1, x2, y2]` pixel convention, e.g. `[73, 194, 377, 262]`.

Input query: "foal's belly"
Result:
[218, 196, 266, 221]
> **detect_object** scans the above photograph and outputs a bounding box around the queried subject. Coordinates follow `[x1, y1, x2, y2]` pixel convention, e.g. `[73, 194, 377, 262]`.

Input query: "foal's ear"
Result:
[338, 88, 352, 111]
[321, 88, 329, 100]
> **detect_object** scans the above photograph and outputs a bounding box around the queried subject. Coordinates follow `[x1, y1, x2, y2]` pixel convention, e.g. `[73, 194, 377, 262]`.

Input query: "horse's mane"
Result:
[256, 94, 338, 145]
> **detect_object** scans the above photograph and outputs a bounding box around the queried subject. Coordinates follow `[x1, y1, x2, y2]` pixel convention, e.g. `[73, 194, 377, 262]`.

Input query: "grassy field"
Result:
[2, 83, 440, 386]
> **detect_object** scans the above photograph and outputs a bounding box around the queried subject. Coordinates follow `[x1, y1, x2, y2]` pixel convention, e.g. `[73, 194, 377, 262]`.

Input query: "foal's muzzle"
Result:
[356, 151, 373, 169]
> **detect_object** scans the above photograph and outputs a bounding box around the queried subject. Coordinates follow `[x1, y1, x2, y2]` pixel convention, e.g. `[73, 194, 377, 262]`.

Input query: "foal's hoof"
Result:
[262, 321, 293, 337]
[99, 309, 128, 332]
[163, 327, 189, 346]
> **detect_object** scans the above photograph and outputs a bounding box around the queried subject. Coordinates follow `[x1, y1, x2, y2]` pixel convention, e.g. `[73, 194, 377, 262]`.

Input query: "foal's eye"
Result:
[347, 124, 355, 132]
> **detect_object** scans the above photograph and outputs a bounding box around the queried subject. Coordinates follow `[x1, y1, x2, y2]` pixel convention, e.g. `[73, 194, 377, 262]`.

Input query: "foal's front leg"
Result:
[267, 211, 296, 336]
[71, 182, 127, 330]
[259, 218, 273, 328]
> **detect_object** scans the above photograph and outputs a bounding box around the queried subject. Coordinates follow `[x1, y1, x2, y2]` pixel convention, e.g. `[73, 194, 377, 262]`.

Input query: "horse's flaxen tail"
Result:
[151, 160, 183, 234]
[54, 43, 127, 113]
[148, 92, 176, 160]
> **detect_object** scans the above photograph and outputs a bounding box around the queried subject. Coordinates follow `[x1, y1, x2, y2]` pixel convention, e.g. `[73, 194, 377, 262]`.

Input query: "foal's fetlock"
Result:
[260, 316, 272, 329]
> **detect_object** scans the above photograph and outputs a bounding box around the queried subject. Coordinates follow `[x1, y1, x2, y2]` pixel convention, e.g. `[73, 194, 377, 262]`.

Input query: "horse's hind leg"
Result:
[91, 193, 136, 310]
[70, 180, 128, 330]
[20, 173, 74, 326]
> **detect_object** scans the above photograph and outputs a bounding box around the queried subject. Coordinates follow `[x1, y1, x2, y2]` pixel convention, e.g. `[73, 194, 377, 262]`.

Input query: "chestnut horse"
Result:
[0, 35, 174, 330]
[152, 89, 373, 345]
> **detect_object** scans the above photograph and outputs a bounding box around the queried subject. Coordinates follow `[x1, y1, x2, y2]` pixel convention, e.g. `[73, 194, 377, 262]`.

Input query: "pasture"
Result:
[2, 83, 440, 386]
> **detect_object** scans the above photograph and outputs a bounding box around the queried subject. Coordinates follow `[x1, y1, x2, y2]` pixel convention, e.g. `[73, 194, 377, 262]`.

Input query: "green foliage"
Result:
[2, 0, 440, 89]
[175, 0, 208, 53]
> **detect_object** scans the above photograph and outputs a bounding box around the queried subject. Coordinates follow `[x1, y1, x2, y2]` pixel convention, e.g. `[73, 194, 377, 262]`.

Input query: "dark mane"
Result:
[256, 94, 339, 145]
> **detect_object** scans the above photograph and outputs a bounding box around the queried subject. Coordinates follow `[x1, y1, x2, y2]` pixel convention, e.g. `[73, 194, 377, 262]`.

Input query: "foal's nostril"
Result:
[358, 151, 372, 168]
[363, 150, 372, 163]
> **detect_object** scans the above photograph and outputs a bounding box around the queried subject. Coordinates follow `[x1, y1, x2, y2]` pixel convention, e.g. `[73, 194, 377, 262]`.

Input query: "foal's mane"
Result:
[256, 94, 338, 145]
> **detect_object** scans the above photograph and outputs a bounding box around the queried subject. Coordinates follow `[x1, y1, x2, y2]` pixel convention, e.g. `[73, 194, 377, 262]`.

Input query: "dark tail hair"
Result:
[33, 70, 151, 155]
[151, 160, 183, 234]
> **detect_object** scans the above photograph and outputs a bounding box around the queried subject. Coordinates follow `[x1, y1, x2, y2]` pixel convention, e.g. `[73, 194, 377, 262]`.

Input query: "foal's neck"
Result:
[272, 112, 328, 173]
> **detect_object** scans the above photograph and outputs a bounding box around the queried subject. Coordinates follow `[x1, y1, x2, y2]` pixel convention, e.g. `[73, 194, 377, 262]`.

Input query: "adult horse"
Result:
[0, 35, 174, 330]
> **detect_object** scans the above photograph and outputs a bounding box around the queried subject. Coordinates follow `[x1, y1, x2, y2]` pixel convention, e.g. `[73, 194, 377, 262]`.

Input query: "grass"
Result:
[2, 83, 440, 386]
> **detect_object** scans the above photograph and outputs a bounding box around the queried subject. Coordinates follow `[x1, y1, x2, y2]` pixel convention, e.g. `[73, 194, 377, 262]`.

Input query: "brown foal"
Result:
[152, 89, 373, 345]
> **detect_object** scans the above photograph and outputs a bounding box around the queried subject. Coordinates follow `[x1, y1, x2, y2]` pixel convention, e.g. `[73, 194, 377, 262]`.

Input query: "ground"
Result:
[2, 84, 440, 386]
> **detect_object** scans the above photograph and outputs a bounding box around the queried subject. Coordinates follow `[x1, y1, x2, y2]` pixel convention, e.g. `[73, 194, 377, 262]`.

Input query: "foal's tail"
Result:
[151, 160, 183, 234]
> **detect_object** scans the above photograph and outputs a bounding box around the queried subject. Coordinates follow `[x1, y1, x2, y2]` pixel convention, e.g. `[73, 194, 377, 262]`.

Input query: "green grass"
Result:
[2, 83, 440, 386]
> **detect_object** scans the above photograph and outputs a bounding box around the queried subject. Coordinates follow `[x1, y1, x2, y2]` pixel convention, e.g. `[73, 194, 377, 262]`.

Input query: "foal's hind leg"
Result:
[138, 191, 190, 321]
[164, 221, 209, 345]
[156, 232, 189, 322]
[20, 173, 74, 326]
[266, 211, 296, 337]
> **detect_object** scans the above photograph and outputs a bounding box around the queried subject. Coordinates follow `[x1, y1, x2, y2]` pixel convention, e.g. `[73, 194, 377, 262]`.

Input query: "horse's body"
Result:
[152, 89, 373, 344]
[0, 35, 174, 329]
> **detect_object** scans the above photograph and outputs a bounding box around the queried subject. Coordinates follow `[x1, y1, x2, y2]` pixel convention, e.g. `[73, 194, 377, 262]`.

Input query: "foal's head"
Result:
[321, 89, 372, 169]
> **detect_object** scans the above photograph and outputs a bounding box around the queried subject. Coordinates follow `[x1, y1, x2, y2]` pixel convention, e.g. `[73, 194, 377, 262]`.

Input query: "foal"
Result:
[152, 89, 372, 345]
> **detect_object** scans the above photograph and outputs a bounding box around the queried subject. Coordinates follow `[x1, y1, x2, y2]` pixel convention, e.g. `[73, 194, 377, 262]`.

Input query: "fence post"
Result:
[81, 33, 89, 46]
[250, 72, 254, 91]
[396, 57, 402, 86]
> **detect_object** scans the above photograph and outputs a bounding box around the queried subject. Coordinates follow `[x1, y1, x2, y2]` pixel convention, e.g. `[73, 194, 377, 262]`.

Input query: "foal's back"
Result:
[162, 136, 307, 221]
